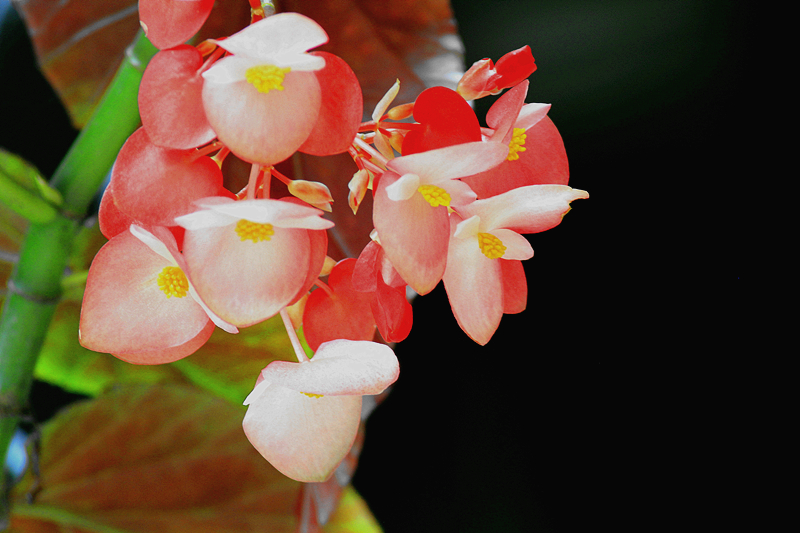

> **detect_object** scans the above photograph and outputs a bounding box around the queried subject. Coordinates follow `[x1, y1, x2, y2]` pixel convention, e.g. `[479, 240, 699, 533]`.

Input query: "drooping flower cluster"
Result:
[79, 1, 588, 483]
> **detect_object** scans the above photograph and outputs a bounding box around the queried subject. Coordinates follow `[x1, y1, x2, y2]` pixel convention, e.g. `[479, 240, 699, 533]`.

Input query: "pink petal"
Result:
[138, 46, 216, 150]
[243, 386, 362, 482]
[139, 0, 214, 50]
[462, 116, 570, 198]
[299, 52, 363, 156]
[485, 80, 529, 142]
[79, 229, 212, 362]
[373, 172, 450, 295]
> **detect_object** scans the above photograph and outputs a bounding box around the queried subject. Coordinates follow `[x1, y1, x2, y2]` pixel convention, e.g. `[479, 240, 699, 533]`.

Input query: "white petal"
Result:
[129, 225, 177, 265]
[385, 173, 420, 202]
[213, 13, 328, 63]
[453, 214, 481, 240]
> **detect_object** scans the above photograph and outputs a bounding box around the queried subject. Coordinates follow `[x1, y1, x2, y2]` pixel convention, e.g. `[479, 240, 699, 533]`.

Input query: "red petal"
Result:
[492, 45, 537, 91]
[500, 259, 527, 314]
[139, 0, 215, 50]
[401, 86, 481, 155]
[139, 46, 216, 149]
[299, 52, 363, 156]
[371, 279, 412, 343]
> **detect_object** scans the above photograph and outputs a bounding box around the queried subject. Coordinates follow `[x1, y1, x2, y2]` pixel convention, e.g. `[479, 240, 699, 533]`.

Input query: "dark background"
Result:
[1, 1, 757, 531]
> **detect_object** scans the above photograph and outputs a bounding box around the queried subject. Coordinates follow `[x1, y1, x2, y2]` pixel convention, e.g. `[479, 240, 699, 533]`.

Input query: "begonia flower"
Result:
[373, 141, 508, 295]
[201, 13, 361, 166]
[456, 45, 537, 101]
[79, 225, 236, 364]
[443, 185, 589, 344]
[242, 339, 399, 482]
[175, 197, 333, 327]
[462, 81, 569, 198]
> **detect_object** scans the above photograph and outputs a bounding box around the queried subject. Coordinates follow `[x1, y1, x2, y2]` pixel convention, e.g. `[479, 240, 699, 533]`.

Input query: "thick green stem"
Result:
[0, 30, 157, 528]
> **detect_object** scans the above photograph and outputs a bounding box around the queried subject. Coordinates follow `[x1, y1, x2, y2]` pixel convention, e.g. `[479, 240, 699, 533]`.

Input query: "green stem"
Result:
[0, 30, 157, 528]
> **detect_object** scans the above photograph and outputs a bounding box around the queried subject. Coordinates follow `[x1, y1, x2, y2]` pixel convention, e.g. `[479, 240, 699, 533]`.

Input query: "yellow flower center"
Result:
[507, 127, 527, 161]
[417, 184, 451, 207]
[157, 266, 189, 298]
[235, 219, 275, 242]
[477, 232, 506, 259]
[301, 392, 324, 399]
[245, 65, 291, 94]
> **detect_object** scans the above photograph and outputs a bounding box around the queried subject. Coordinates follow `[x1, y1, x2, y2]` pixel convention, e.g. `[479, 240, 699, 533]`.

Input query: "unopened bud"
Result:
[285, 294, 308, 329]
[387, 102, 414, 121]
[348, 169, 371, 215]
[320, 256, 336, 277]
[288, 180, 333, 212]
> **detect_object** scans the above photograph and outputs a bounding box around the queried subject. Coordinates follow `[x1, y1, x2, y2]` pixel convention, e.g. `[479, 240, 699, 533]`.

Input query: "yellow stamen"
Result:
[157, 266, 189, 298]
[301, 392, 324, 399]
[507, 127, 527, 161]
[245, 65, 291, 94]
[235, 219, 275, 242]
[477, 232, 506, 259]
[417, 184, 451, 207]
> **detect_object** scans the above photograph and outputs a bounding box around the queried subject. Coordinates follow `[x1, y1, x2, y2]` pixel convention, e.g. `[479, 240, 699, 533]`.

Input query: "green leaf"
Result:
[0, 148, 62, 224]
[323, 486, 384, 533]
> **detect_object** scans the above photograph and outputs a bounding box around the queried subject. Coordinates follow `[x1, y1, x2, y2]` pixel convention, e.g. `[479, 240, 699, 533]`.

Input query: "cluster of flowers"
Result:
[79, 0, 588, 483]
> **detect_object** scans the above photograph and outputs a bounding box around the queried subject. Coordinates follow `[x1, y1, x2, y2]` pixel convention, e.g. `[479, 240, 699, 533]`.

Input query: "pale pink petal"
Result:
[259, 340, 398, 396]
[491, 229, 533, 260]
[181, 224, 311, 327]
[388, 141, 508, 184]
[243, 386, 361, 482]
[515, 102, 552, 132]
[213, 13, 328, 63]
[202, 73, 321, 166]
[443, 216, 504, 345]
[440, 179, 477, 207]
[472, 185, 589, 234]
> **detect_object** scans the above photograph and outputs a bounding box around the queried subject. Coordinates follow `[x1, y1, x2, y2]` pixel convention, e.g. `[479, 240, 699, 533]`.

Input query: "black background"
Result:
[1, 1, 758, 531]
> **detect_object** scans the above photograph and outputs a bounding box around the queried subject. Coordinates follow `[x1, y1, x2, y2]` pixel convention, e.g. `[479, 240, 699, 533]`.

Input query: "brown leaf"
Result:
[11, 385, 302, 532]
